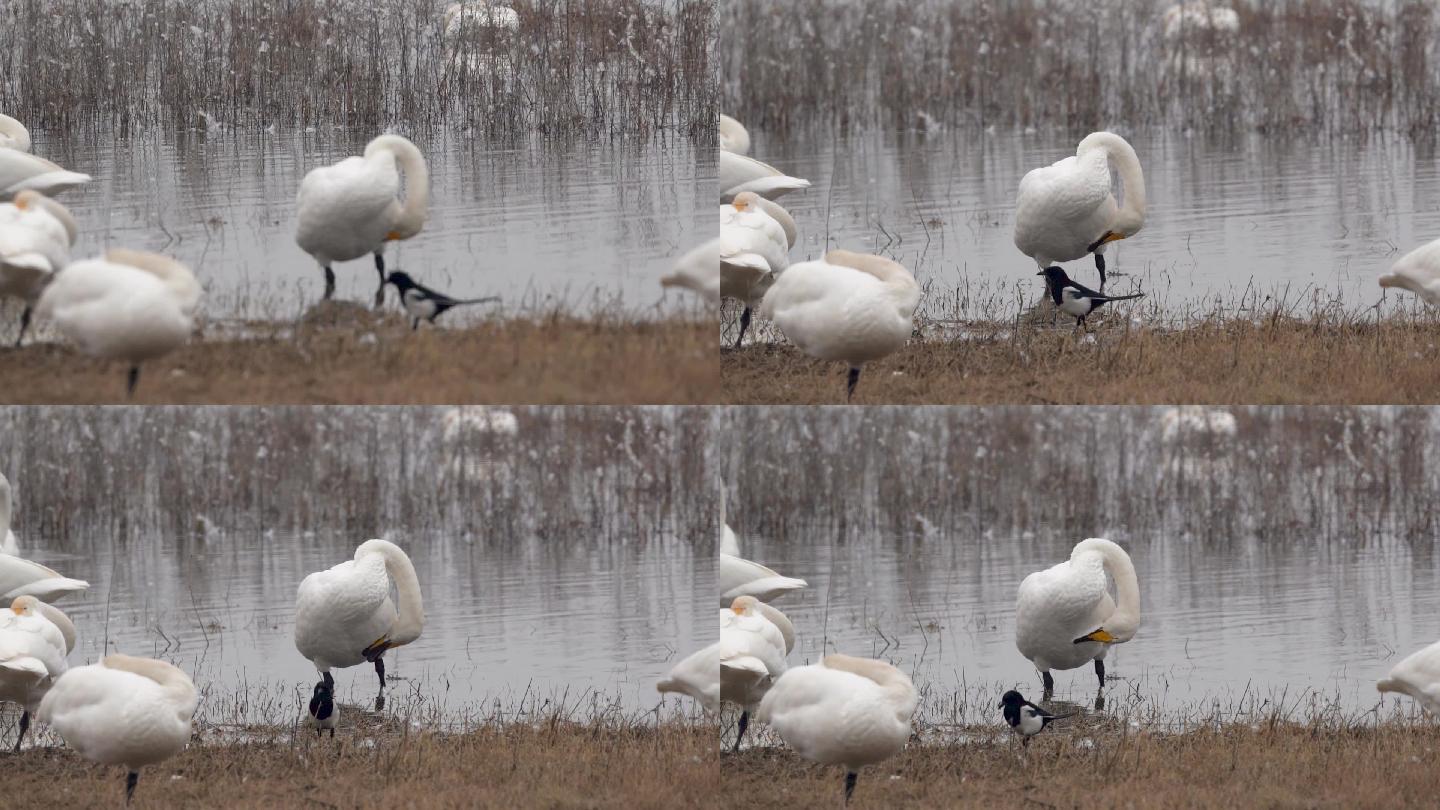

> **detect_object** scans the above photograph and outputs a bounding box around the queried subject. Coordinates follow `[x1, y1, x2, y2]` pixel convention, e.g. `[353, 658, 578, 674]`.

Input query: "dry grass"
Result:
[725, 723, 1440, 809]
[7, 720, 718, 809]
[721, 316, 1440, 405]
[0, 314, 715, 404]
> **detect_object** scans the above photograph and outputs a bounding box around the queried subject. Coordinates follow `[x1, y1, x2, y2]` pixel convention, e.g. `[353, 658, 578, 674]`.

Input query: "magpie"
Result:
[1038, 266, 1144, 330]
[384, 271, 500, 330]
[308, 679, 337, 738]
[1000, 689, 1067, 746]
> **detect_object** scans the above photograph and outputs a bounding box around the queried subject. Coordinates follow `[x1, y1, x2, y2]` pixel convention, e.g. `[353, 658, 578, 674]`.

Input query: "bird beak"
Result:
[1035, 270, 1043, 276]
[1087, 231, 1125, 252]
[1073, 629, 1117, 644]
[733, 200, 748, 212]
[386, 230, 402, 241]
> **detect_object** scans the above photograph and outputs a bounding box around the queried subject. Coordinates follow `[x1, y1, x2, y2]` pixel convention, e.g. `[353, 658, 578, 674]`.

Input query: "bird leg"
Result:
[323, 265, 336, 300]
[373, 253, 387, 309]
[1095, 658, 1106, 689]
[734, 306, 752, 349]
[846, 367, 861, 402]
[732, 710, 749, 753]
[329, 726, 335, 739]
[1094, 252, 1106, 291]
[1041, 670, 1054, 699]
[322, 671, 334, 690]
[374, 654, 386, 693]
[13, 709, 27, 752]
[14, 305, 31, 348]
[126, 366, 141, 398]
[125, 771, 139, 805]
[844, 771, 858, 804]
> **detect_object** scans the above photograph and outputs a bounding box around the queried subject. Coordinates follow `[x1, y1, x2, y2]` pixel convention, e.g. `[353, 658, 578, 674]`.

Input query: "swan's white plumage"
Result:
[1379, 639, 1440, 714]
[1014, 132, 1147, 269]
[720, 553, 807, 606]
[0, 148, 90, 201]
[0, 472, 17, 557]
[38, 654, 196, 772]
[721, 193, 791, 306]
[0, 554, 89, 602]
[36, 250, 197, 367]
[0, 597, 73, 716]
[295, 135, 429, 269]
[0, 114, 32, 152]
[757, 654, 916, 773]
[1379, 238, 1440, 308]
[719, 114, 750, 155]
[720, 523, 740, 557]
[443, 1, 520, 37]
[1161, 3, 1240, 40]
[720, 597, 790, 712]
[0, 191, 75, 304]
[1159, 406, 1237, 442]
[759, 249, 919, 370]
[660, 237, 720, 302]
[294, 539, 424, 674]
[1015, 538, 1141, 676]
[720, 151, 810, 203]
[656, 641, 721, 712]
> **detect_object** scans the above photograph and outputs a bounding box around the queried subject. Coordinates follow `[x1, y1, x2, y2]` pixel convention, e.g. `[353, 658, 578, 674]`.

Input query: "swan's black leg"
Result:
[735, 306, 752, 349]
[323, 266, 336, 300]
[323, 671, 334, 690]
[125, 771, 139, 804]
[732, 710, 749, 753]
[373, 253, 387, 308]
[1095, 658, 1105, 688]
[1041, 670, 1054, 699]
[126, 366, 141, 398]
[13, 709, 27, 752]
[844, 771, 858, 804]
[329, 726, 335, 739]
[1094, 252, 1106, 291]
[374, 655, 386, 691]
[846, 367, 861, 402]
[14, 305, 31, 347]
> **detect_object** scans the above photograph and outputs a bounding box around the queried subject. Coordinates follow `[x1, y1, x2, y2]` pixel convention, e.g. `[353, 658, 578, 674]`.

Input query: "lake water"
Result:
[746, 130, 1440, 323]
[0, 406, 714, 729]
[722, 406, 1440, 726]
[26, 128, 710, 323]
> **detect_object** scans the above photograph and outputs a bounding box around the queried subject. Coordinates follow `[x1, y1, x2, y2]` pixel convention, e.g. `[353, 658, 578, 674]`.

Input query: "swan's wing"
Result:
[723, 176, 811, 202]
[0, 151, 90, 200]
[295, 154, 400, 256]
[1380, 639, 1440, 712]
[719, 554, 807, 606]
[0, 555, 89, 603]
[660, 238, 720, 302]
[656, 642, 721, 713]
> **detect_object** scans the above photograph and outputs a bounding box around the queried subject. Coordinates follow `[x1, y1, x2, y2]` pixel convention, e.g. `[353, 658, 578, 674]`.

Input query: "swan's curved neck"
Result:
[825, 249, 915, 291]
[35, 601, 76, 654]
[1074, 538, 1141, 641]
[103, 654, 196, 709]
[358, 539, 425, 645]
[1078, 132, 1146, 236]
[0, 474, 11, 539]
[27, 194, 78, 243]
[105, 248, 195, 302]
[367, 136, 429, 240]
[823, 654, 914, 703]
[0, 114, 31, 152]
[753, 196, 797, 249]
[754, 601, 795, 654]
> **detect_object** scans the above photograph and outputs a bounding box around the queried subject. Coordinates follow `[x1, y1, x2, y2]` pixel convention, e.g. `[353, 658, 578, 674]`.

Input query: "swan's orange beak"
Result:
[1096, 231, 1124, 245]
[732, 199, 749, 212]
[10, 597, 28, 613]
[1073, 629, 1116, 644]
[386, 230, 402, 241]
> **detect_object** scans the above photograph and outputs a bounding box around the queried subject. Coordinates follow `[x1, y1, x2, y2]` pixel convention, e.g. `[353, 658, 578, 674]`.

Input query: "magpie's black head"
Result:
[1038, 266, 1069, 284]
[385, 271, 417, 290]
[1000, 689, 1025, 709]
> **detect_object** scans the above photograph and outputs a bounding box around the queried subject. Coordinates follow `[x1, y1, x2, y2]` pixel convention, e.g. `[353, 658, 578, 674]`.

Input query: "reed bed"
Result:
[0, 0, 717, 138]
[721, 0, 1440, 138]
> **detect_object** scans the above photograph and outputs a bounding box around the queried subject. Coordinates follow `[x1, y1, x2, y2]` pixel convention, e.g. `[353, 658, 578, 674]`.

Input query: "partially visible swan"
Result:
[1158, 406, 1237, 443]
[0, 113, 32, 152]
[38, 653, 197, 804]
[758, 249, 920, 401]
[660, 237, 720, 303]
[0, 472, 18, 556]
[719, 114, 750, 155]
[1378, 639, 1440, 714]
[296, 134, 429, 306]
[720, 551, 807, 606]
[720, 524, 740, 557]
[1379, 238, 1440, 308]
[1015, 538, 1141, 695]
[1014, 131, 1147, 290]
[720, 151, 810, 203]
[1161, 3, 1240, 41]
[1, 190, 78, 345]
[36, 249, 200, 397]
[0, 555, 89, 602]
[757, 654, 917, 805]
[0, 595, 75, 751]
[443, 1, 520, 37]
[722, 192, 795, 347]
[721, 595, 793, 751]
[0, 146, 91, 201]
[295, 539, 424, 707]
[657, 641, 721, 713]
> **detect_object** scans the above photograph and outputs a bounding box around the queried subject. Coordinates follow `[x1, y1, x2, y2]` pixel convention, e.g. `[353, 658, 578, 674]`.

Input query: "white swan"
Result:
[38, 653, 197, 803]
[443, 1, 520, 37]
[1, 190, 78, 345]
[720, 151, 810, 203]
[757, 654, 917, 804]
[0, 595, 75, 751]
[719, 114, 750, 155]
[0, 554, 88, 603]
[721, 595, 793, 751]
[1015, 538, 1141, 695]
[294, 539, 424, 705]
[0, 145, 90, 201]
[36, 249, 200, 397]
[720, 523, 740, 557]
[758, 249, 920, 401]
[296, 134, 429, 306]
[657, 641, 721, 713]
[0, 113, 32, 152]
[1379, 237, 1440, 308]
[1378, 639, 1440, 714]
[722, 192, 795, 347]
[660, 237, 720, 303]
[1014, 131, 1147, 290]
[1158, 406, 1237, 443]
[1161, 3, 1240, 41]
[0, 472, 17, 556]
[720, 552, 807, 607]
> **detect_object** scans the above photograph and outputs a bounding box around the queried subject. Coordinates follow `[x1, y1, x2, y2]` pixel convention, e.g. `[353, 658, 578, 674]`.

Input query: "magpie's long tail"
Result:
[449, 296, 502, 307]
[1096, 292, 1144, 303]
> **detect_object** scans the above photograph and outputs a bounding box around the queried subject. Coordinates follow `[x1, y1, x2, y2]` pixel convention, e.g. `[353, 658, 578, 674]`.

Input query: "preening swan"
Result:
[1, 190, 78, 345]
[722, 192, 795, 348]
[1379, 237, 1440, 308]
[36, 249, 200, 398]
[721, 595, 793, 751]
[443, 1, 520, 36]
[0, 145, 91, 201]
[0, 113, 32, 152]
[0, 472, 18, 556]
[295, 539, 424, 708]
[1014, 131, 1147, 290]
[657, 641, 721, 713]
[719, 114, 751, 155]
[296, 134, 429, 306]
[0, 596, 75, 751]
[720, 150, 810, 203]
[1015, 538, 1140, 696]
[38, 653, 197, 804]
[660, 238, 720, 303]
[757, 654, 917, 805]
[758, 249, 920, 402]
[720, 552, 807, 606]
[0, 554, 89, 603]
[1378, 639, 1440, 714]
[1161, 3, 1240, 41]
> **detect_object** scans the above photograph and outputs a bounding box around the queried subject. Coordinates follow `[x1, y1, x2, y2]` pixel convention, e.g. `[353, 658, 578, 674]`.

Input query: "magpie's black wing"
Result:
[1023, 700, 1055, 719]
[413, 279, 464, 308]
[309, 692, 323, 717]
[1062, 277, 1106, 299]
